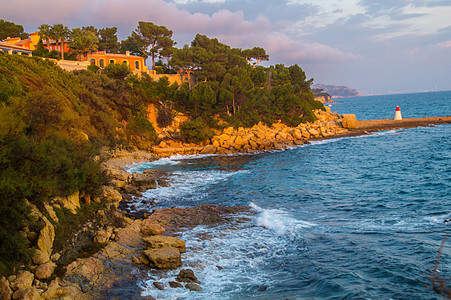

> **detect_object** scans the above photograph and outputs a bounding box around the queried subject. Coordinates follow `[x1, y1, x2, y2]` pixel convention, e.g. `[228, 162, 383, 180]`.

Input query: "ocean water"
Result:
[129, 91, 451, 299]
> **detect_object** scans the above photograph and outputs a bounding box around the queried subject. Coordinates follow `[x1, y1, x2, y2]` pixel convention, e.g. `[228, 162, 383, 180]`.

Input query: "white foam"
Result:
[132, 170, 246, 210]
[139, 216, 303, 299]
[250, 202, 316, 237]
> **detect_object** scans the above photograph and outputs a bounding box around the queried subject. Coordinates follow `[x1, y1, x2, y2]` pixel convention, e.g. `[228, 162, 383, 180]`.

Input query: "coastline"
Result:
[24, 114, 450, 299]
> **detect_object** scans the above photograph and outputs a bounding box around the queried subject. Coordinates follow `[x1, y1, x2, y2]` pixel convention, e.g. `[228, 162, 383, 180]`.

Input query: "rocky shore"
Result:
[0, 149, 251, 300]
[153, 109, 354, 157]
[2, 111, 450, 300]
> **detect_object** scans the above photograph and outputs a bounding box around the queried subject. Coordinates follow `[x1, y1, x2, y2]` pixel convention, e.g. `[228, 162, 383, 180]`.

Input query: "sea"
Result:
[126, 91, 451, 299]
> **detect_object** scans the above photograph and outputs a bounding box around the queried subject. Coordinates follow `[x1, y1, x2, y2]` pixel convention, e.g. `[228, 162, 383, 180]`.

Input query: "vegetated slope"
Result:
[0, 49, 325, 274]
[0, 53, 156, 274]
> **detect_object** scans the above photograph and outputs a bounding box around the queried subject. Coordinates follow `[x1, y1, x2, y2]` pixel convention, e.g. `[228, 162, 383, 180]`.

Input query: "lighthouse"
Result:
[394, 106, 402, 120]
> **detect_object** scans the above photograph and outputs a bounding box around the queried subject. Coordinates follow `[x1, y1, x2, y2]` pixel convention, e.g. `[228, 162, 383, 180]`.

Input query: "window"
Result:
[122, 60, 127, 65]
[90, 58, 95, 65]
[109, 59, 115, 64]
[99, 59, 104, 68]
[135, 61, 140, 70]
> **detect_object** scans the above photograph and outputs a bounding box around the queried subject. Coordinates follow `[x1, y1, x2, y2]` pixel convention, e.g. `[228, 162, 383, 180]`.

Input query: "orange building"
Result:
[86, 51, 147, 72]
[4, 32, 41, 51]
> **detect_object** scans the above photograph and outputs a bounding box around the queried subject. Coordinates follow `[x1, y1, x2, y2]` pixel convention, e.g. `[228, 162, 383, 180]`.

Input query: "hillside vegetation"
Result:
[0, 34, 324, 274]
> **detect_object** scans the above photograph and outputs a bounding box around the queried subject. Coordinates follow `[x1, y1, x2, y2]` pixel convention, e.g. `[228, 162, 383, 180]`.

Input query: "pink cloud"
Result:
[3, 0, 354, 65]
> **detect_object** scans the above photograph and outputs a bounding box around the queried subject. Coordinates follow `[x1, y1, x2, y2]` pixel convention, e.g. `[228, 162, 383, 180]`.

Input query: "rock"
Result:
[10, 271, 34, 291]
[0, 277, 13, 300]
[342, 114, 357, 129]
[143, 247, 182, 269]
[82, 194, 91, 205]
[41, 280, 68, 300]
[43, 203, 59, 223]
[32, 249, 49, 265]
[143, 236, 186, 253]
[200, 144, 216, 155]
[223, 127, 234, 135]
[27, 232, 38, 243]
[36, 217, 54, 263]
[308, 128, 320, 137]
[132, 256, 141, 265]
[169, 281, 183, 288]
[35, 261, 57, 280]
[176, 269, 200, 284]
[185, 283, 202, 292]
[20, 287, 41, 300]
[153, 282, 165, 290]
[101, 186, 123, 202]
[139, 253, 150, 265]
[53, 191, 80, 214]
[140, 222, 165, 236]
[93, 227, 113, 243]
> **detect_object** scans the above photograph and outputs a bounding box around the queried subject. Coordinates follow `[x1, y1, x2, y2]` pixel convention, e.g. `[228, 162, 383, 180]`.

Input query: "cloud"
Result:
[2, 0, 353, 65]
[363, 3, 451, 40]
[436, 40, 451, 48]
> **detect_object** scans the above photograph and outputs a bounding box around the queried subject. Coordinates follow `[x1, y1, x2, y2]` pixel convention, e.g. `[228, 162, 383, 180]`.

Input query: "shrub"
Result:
[179, 118, 214, 144]
[103, 63, 131, 80]
[157, 104, 174, 128]
[87, 64, 100, 73]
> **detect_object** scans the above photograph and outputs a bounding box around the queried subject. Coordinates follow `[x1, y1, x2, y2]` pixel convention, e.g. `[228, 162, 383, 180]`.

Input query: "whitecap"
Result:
[250, 202, 316, 237]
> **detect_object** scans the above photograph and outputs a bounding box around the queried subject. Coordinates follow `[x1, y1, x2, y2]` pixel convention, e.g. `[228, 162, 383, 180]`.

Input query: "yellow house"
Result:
[86, 51, 148, 72]
[3, 31, 40, 51]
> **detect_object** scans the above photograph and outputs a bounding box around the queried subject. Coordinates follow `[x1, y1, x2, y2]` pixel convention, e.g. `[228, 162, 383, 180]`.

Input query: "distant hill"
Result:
[312, 84, 361, 98]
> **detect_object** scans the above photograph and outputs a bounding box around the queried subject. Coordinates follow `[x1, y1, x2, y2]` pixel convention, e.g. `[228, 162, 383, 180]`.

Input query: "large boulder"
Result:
[185, 283, 202, 292]
[21, 287, 41, 300]
[101, 186, 123, 202]
[341, 114, 357, 129]
[93, 227, 113, 243]
[0, 277, 13, 300]
[41, 280, 68, 300]
[143, 236, 186, 253]
[200, 145, 216, 155]
[176, 269, 200, 284]
[32, 249, 50, 265]
[10, 271, 34, 291]
[35, 261, 57, 280]
[140, 221, 165, 236]
[36, 216, 55, 262]
[53, 191, 80, 214]
[143, 247, 182, 269]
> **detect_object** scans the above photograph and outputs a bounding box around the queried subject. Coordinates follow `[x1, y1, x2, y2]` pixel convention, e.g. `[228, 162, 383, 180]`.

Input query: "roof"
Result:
[88, 51, 145, 59]
[0, 41, 32, 53]
[16, 39, 31, 46]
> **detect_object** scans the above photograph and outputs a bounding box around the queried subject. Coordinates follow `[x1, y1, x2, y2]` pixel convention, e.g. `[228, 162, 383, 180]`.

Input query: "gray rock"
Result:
[176, 269, 200, 284]
[169, 281, 183, 288]
[185, 283, 202, 292]
[153, 282, 164, 290]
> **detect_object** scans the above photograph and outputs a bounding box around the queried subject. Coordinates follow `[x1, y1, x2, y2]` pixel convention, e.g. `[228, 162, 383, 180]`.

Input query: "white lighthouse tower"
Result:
[394, 106, 402, 120]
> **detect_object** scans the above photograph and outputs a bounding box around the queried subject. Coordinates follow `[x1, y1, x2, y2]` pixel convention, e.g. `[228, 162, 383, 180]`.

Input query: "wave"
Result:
[250, 202, 316, 237]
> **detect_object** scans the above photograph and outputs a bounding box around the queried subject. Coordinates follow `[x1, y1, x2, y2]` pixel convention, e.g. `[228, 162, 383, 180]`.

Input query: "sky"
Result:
[2, 0, 451, 95]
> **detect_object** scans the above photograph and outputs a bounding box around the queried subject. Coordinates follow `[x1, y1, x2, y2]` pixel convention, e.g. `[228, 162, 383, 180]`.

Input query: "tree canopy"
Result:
[69, 28, 99, 60]
[98, 27, 120, 53]
[129, 21, 175, 70]
[0, 19, 28, 41]
[49, 24, 70, 60]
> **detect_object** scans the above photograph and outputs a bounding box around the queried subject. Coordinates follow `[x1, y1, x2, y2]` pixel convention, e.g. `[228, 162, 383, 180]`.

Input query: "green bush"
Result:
[103, 63, 131, 80]
[179, 118, 214, 144]
[87, 64, 100, 73]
